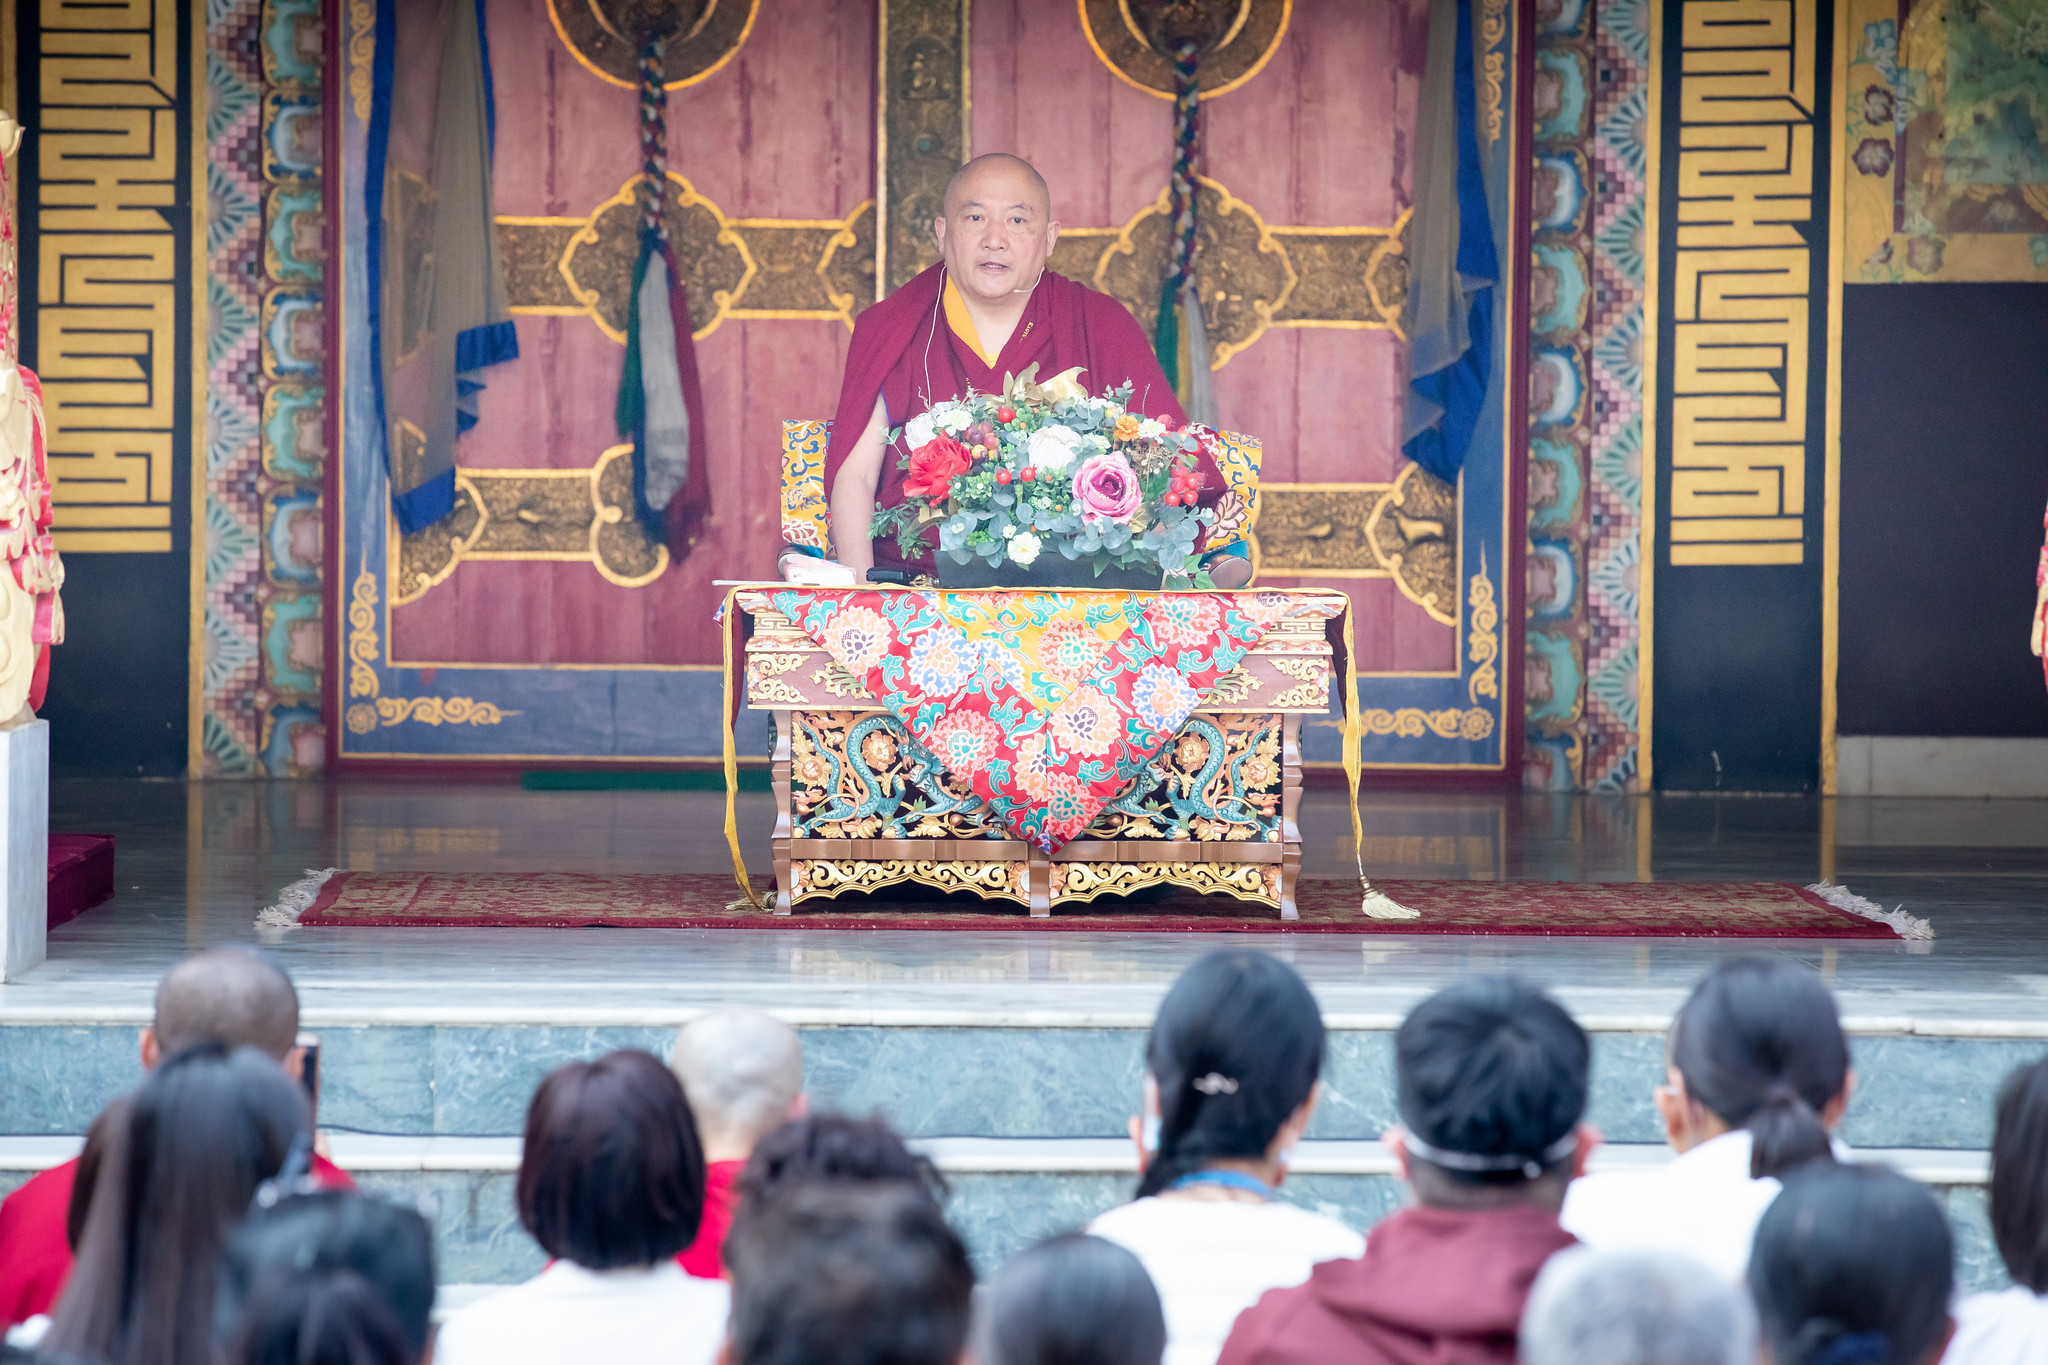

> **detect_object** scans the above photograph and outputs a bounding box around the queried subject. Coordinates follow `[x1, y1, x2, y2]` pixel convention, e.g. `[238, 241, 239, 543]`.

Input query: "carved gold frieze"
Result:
[877, 0, 971, 294]
[1051, 860, 1279, 905]
[793, 858, 1030, 900]
[1359, 706, 1495, 742]
[1078, 0, 1291, 99]
[391, 445, 666, 605]
[499, 191, 874, 337]
[546, 0, 758, 90]
[1249, 465, 1457, 626]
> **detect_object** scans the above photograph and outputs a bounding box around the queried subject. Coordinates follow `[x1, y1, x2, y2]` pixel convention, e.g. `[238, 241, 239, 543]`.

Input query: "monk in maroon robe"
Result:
[817, 153, 1242, 584]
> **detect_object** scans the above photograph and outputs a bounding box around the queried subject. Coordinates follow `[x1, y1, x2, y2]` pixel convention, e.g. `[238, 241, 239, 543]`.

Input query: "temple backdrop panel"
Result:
[967, 0, 1527, 776]
[334, 0, 872, 763]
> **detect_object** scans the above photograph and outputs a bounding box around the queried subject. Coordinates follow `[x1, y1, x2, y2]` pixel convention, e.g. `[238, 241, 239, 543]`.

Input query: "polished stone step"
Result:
[0, 1136, 2005, 1292]
[2, 1011, 2041, 1150]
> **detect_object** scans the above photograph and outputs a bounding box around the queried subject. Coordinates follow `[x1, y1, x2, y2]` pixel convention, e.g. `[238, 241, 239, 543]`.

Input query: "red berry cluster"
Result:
[1163, 463, 1205, 508]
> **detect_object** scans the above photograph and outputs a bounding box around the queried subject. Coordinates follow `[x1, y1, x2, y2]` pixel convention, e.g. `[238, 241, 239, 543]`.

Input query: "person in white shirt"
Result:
[1561, 957, 1853, 1281]
[1946, 1058, 2048, 1365]
[1088, 950, 1364, 1365]
[1750, 1164, 1954, 1365]
[436, 1050, 729, 1365]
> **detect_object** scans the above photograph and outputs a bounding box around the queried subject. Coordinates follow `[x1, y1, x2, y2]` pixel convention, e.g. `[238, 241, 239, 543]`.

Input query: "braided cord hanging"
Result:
[637, 35, 669, 237]
[1167, 40, 1202, 294]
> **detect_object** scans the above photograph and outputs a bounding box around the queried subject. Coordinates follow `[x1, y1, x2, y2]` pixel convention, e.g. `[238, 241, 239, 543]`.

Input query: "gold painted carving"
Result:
[1365, 463, 1458, 625]
[1479, 0, 1509, 143]
[810, 662, 871, 699]
[1466, 547, 1498, 705]
[391, 445, 667, 604]
[878, 0, 971, 294]
[1052, 860, 1278, 905]
[36, 0, 183, 554]
[1205, 665, 1261, 705]
[1078, 0, 1291, 100]
[545, 0, 759, 90]
[347, 0, 375, 120]
[1359, 707, 1495, 741]
[1663, 0, 1817, 567]
[794, 858, 1030, 900]
[1095, 178, 1296, 367]
[1267, 656, 1328, 710]
[344, 568, 514, 735]
[499, 196, 874, 336]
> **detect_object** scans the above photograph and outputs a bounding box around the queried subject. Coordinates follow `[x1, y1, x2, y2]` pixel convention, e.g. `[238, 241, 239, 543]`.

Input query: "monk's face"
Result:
[935, 162, 1060, 303]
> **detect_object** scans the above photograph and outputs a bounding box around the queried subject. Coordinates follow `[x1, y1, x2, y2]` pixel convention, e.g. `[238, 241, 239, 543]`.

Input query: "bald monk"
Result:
[816, 153, 1248, 587]
[0, 946, 353, 1331]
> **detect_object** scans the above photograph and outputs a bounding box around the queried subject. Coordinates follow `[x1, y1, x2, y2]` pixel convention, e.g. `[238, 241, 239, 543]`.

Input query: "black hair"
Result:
[1748, 1164, 1953, 1365]
[1669, 957, 1850, 1178]
[1395, 977, 1589, 1185]
[45, 1044, 312, 1365]
[724, 1181, 975, 1365]
[517, 1049, 706, 1268]
[976, 1233, 1165, 1365]
[216, 1190, 436, 1365]
[1134, 950, 1325, 1199]
[1989, 1057, 2048, 1292]
[737, 1113, 948, 1209]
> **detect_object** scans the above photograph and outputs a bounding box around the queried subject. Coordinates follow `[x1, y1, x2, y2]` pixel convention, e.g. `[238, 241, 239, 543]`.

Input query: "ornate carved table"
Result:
[734, 588, 1348, 920]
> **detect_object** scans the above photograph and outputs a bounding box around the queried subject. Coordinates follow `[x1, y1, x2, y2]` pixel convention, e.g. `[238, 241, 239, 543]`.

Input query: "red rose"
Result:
[903, 435, 973, 500]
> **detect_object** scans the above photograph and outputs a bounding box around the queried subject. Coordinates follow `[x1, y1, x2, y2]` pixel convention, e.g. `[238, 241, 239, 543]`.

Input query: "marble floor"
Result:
[6, 778, 2047, 1028]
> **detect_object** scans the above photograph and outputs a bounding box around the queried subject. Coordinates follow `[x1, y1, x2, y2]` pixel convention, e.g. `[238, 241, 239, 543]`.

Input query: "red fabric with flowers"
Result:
[764, 588, 1341, 853]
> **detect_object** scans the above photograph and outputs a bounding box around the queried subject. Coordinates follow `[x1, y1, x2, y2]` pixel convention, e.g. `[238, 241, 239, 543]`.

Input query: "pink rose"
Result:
[1071, 452, 1141, 523]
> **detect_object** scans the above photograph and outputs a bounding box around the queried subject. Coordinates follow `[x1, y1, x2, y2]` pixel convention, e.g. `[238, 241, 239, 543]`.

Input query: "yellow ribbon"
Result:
[1342, 601, 1419, 920]
[722, 587, 765, 910]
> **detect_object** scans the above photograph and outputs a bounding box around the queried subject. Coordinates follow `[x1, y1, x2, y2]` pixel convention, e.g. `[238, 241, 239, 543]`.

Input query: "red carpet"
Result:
[277, 871, 1918, 938]
[49, 833, 115, 929]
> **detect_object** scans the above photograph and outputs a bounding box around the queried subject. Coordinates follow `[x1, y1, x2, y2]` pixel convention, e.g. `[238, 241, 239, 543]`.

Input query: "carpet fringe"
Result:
[256, 869, 342, 930]
[1806, 881, 1933, 941]
[1360, 881, 1420, 921]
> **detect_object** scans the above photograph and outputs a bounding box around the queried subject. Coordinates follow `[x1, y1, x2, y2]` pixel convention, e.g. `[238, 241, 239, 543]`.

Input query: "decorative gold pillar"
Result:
[875, 0, 971, 296]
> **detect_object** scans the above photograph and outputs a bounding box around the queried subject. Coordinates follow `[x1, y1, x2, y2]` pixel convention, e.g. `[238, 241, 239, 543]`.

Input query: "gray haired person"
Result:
[1521, 1246, 1757, 1365]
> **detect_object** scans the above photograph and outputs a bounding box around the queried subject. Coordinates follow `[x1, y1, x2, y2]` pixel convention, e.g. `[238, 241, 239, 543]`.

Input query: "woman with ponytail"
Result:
[1748, 1164, 1953, 1365]
[215, 1190, 435, 1365]
[1087, 951, 1362, 1365]
[1563, 956, 1853, 1280]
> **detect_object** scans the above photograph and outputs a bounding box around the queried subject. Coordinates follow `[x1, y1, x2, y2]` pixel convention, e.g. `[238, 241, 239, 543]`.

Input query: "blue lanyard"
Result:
[1169, 1170, 1276, 1201]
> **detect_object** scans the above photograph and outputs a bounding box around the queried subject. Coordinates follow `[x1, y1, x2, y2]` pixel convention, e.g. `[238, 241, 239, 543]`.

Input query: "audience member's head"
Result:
[145, 945, 302, 1067]
[724, 1181, 974, 1365]
[736, 1112, 947, 1210]
[215, 1189, 436, 1365]
[975, 1233, 1164, 1365]
[46, 1044, 313, 1365]
[1134, 949, 1325, 1198]
[1522, 1246, 1757, 1365]
[1748, 1164, 1953, 1365]
[518, 1048, 706, 1269]
[674, 1007, 806, 1164]
[1391, 976, 1592, 1209]
[1989, 1056, 2048, 1293]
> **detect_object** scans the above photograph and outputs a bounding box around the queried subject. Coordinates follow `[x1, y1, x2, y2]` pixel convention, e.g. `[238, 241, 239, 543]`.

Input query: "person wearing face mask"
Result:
[1087, 950, 1363, 1365]
[809, 153, 1241, 586]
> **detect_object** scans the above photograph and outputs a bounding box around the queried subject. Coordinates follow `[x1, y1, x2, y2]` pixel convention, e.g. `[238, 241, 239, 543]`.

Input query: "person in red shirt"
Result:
[1217, 977, 1597, 1365]
[0, 945, 352, 1331]
[669, 1007, 805, 1279]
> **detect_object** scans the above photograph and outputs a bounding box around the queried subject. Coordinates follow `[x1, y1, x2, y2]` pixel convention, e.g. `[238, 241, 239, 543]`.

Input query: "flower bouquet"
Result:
[871, 365, 1221, 589]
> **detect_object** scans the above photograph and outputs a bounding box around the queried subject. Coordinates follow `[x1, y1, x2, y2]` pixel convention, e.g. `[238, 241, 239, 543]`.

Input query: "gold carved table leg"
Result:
[771, 709, 794, 915]
[1281, 713, 1302, 921]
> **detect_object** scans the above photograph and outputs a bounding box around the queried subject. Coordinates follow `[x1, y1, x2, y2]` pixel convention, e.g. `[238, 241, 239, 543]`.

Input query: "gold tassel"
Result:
[722, 588, 765, 910]
[1342, 603, 1419, 920]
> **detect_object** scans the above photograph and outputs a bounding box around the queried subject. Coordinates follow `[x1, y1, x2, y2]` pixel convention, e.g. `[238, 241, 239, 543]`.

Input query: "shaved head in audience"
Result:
[673, 1007, 804, 1162]
[149, 945, 300, 1061]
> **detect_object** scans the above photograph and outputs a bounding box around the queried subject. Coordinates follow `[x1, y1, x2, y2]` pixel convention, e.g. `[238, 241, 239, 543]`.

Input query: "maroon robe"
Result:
[824, 264, 1213, 574]
[1216, 1205, 1577, 1365]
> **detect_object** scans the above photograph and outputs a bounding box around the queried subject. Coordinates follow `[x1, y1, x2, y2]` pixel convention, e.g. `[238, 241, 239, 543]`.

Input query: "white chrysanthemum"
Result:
[1027, 424, 1083, 471]
[1007, 531, 1043, 566]
[905, 413, 938, 449]
[934, 402, 972, 434]
[1136, 418, 1167, 440]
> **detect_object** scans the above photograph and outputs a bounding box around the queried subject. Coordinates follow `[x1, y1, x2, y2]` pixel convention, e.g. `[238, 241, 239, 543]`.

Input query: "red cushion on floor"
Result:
[48, 833, 114, 929]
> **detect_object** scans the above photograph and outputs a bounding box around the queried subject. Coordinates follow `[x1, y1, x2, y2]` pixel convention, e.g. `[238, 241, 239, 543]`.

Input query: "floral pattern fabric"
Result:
[768, 589, 1339, 852]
